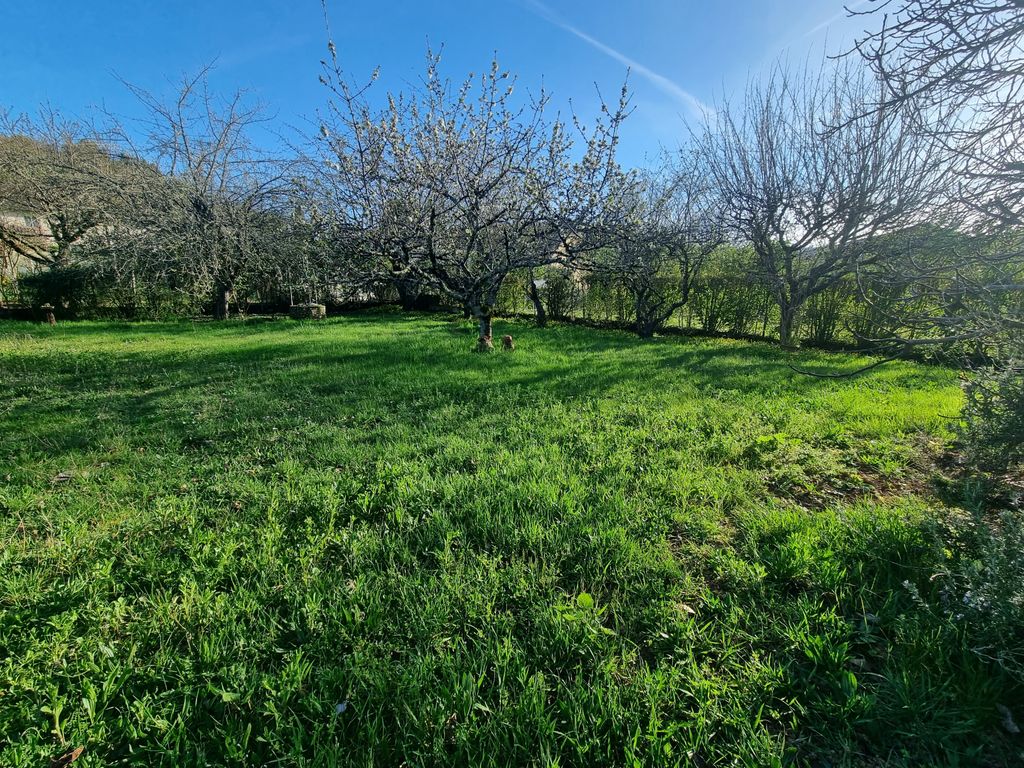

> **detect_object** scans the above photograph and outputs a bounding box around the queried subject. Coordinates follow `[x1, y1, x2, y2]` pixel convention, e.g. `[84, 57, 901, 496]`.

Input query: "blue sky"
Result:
[1, 1, 878, 167]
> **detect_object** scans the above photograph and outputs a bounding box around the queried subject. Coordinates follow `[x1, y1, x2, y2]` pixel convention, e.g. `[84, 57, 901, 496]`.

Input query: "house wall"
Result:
[0, 211, 49, 276]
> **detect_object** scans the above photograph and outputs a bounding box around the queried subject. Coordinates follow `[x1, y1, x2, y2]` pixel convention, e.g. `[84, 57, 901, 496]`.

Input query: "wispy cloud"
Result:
[804, 0, 871, 38]
[523, 0, 710, 117]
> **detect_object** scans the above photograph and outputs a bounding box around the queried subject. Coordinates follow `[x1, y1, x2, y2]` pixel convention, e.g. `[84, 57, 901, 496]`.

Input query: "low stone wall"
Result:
[289, 303, 327, 320]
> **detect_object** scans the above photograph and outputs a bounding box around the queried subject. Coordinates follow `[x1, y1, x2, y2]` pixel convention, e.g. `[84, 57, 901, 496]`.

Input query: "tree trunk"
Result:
[779, 304, 797, 348]
[396, 279, 419, 311]
[636, 311, 659, 338]
[635, 294, 657, 338]
[526, 275, 547, 327]
[213, 284, 231, 320]
[475, 310, 494, 351]
[637, 321, 656, 338]
[129, 273, 139, 318]
[53, 241, 71, 269]
[478, 313, 493, 338]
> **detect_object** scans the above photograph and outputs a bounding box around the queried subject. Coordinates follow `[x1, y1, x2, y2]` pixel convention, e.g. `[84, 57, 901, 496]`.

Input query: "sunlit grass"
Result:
[1, 312, 1017, 766]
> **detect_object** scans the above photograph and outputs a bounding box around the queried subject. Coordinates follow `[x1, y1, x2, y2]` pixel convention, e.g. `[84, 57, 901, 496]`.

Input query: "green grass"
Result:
[0, 312, 1019, 766]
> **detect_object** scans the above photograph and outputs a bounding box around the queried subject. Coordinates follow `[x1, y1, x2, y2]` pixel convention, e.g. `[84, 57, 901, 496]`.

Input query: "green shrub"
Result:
[930, 507, 1024, 684]
[958, 356, 1024, 472]
[17, 262, 200, 319]
[958, 510, 1024, 680]
[16, 263, 105, 317]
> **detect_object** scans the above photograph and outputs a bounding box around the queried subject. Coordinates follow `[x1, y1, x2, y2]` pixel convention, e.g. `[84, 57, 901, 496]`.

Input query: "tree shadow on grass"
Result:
[1, 316, 952, 467]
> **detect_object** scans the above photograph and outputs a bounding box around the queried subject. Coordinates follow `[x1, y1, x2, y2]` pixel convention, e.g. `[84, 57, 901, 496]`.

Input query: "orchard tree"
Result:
[846, 0, 1024, 469]
[847, 0, 1024, 351]
[593, 153, 724, 337]
[319, 49, 630, 349]
[853, 0, 1024, 228]
[308, 66, 429, 310]
[699, 60, 936, 346]
[0, 110, 123, 269]
[106, 66, 293, 319]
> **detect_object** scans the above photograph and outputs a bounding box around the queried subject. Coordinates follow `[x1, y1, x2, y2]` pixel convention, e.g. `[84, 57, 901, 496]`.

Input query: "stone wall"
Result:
[289, 303, 327, 320]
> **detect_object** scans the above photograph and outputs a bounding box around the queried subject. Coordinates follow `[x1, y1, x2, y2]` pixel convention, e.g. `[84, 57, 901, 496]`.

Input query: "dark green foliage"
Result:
[958, 357, 1024, 472]
[691, 247, 775, 336]
[16, 264, 114, 318]
[16, 264, 200, 320]
[802, 282, 854, 345]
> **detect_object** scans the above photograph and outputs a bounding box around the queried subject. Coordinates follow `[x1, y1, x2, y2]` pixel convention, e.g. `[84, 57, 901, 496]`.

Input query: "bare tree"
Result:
[591, 153, 724, 337]
[698, 60, 936, 346]
[105, 66, 293, 319]
[319, 49, 630, 349]
[0, 109, 122, 269]
[853, 1, 1023, 224]
[845, 0, 1024, 353]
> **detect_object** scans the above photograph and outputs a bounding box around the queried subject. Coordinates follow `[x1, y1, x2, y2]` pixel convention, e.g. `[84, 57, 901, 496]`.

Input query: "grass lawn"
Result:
[0, 312, 1019, 766]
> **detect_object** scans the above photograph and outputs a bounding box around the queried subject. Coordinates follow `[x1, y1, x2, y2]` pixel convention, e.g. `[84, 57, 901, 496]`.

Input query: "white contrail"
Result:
[524, 0, 710, 117]
[805, 0, 871, 37]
